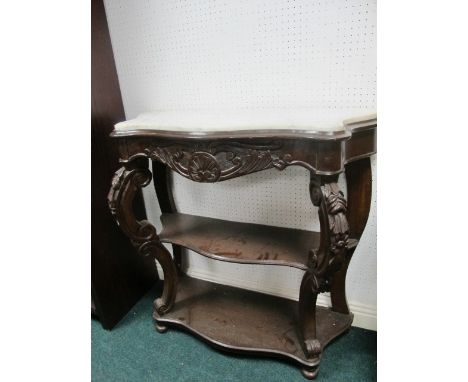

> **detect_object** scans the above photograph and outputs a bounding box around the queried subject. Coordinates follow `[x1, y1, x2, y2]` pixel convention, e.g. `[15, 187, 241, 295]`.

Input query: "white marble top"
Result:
[115, 110, 376, 133]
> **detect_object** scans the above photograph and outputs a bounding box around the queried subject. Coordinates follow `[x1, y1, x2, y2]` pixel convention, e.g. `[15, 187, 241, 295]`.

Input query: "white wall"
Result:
[104, 0, 377, 330]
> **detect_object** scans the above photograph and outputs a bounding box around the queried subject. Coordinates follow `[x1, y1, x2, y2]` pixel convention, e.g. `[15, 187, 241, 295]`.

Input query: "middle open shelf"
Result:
[159, 213, 358, 270]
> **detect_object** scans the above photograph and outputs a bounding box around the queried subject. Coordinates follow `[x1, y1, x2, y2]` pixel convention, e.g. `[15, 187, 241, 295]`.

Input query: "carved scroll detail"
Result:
[107, 160, 177, 314]
[187, 152, 221, 182]
[307, 178, 349, 292]
[300, 177, 350, 360]
[107, 164, 157, 243]
[142, 142, 293, 182]
[139, 241, 177, 315]
[305, 339, 322, 357]
[322, 183, 349, 274]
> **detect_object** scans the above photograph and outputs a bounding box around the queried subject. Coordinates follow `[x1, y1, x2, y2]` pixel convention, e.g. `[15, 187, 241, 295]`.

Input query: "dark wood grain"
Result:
[159, 213, 358, 270]
[91, 0, 157, 330]
[345, 128, 376, 163]
[160, 213, 320, 269]
[153, 275, 352, 369]
[345, 157, 373, 240]
[329, 157, 373, 314]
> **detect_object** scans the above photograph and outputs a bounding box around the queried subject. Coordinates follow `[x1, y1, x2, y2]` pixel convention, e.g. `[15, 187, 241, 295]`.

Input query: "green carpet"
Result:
[92, 285, 376, 382]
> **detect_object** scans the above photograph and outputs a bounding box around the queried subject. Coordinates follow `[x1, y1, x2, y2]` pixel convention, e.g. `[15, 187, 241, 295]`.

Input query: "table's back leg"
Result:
[108, 157, 178, 315]
[329, 247, 355, 314]
[330, 157, 372, 314]
[152, 160, 184, 272]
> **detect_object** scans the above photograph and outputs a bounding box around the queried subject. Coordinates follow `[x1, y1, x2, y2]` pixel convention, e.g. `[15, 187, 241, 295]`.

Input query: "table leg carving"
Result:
[299, 173, 350, 367]
[107, 157, 178, 315]
[139, 241, 177, 315]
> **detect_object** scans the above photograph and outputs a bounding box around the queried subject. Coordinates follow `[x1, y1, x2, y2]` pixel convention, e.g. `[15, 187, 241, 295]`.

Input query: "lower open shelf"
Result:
[153, 275, 353, 368]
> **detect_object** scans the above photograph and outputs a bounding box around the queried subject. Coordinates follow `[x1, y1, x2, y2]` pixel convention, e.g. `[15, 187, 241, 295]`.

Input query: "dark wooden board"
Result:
[153, 275, 353, 368]
[91, 0, 158, 330]
[159, 213, 320, 269]
[159, 213, 358, 270]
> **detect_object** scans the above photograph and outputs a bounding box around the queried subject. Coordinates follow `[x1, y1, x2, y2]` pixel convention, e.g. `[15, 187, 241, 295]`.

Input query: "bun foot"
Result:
[154, 322, 168, 333]
[301, 366, 319, 379]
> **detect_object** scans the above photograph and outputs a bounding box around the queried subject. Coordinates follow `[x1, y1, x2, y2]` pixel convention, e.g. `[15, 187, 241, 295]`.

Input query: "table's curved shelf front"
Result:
[153, 275, 353, 368]
[159, 213, 358, 270]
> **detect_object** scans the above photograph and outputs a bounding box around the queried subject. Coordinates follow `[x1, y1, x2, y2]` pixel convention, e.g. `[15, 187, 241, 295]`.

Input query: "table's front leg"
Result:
[107, 157, 178, 315]
[299, 173, 350, 378]
[299, 267, 321, 379]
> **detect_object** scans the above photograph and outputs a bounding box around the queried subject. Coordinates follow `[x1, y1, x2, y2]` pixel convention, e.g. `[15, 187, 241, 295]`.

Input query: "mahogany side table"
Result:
[107, 111, 376, 379]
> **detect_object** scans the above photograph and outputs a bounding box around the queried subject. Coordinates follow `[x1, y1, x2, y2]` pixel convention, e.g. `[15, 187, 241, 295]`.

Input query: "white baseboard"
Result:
[156, 263, 377, 331]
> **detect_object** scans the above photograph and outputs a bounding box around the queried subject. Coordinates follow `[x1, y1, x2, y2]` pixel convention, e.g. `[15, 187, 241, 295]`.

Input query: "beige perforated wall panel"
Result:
[104, 0, 377, 329]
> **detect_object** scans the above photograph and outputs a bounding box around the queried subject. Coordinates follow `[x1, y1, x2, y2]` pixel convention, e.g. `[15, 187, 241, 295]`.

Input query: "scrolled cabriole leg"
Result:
[139, 241, 177, 315]
[299, 173, 350, 370]
[107, 157, 178, 315]
[319, 178, 351, 315]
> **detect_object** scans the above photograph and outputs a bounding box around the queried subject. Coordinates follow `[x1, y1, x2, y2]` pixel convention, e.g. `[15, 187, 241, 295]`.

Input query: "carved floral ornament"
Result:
[187, 152, 221, 182]
[322, 183, 349, 257]
[307, 180, 350, 293]
[107, 166, 126, 217]
[141, 142, 295, 182]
